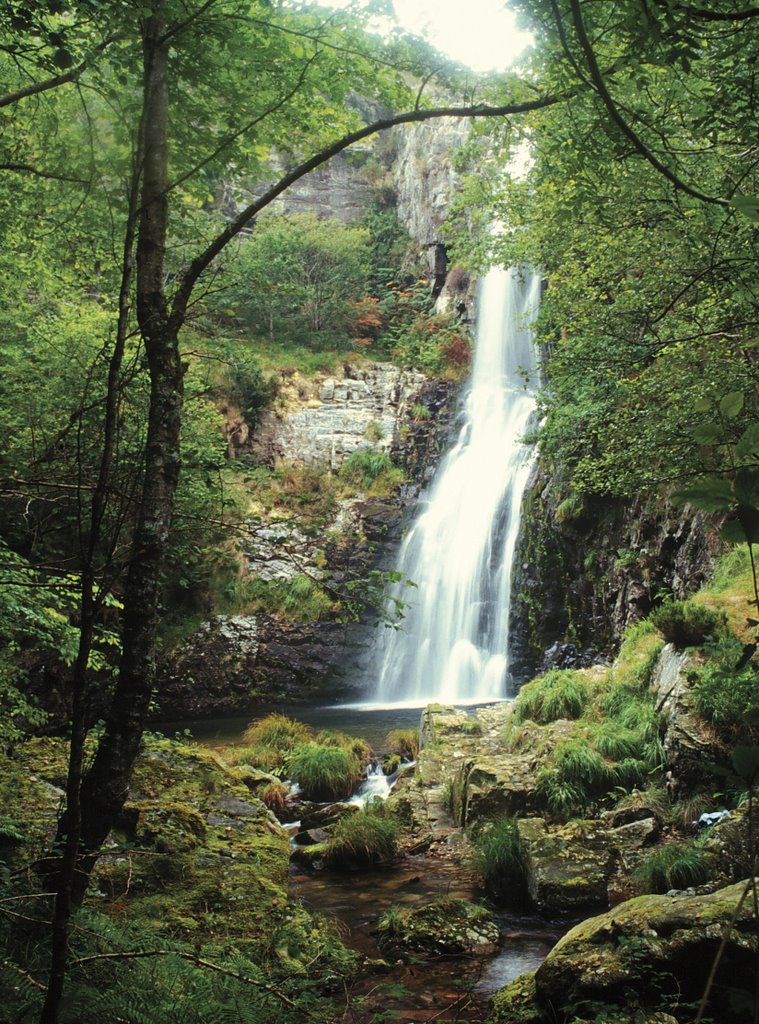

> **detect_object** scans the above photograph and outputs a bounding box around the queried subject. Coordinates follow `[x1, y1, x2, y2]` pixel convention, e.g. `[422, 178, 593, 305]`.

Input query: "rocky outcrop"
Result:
[244, 362, 427, 470]
[518, 816, 659, 913]
[535, 880, 756, 1022]
[509, 464, 719, 679]
[651, 645, 730, 791]
[156, 613, 348, 716]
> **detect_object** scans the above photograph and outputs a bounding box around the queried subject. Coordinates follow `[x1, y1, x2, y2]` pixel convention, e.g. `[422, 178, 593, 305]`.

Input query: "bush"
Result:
[385, 729, 419, 759]
[243, 713, 312, 751]
[323, 804, 400, 867]
[649, 599, 726, 648]
[470, 815, 527, 904]
[633, 840, 711, 893]
[288, 743, 362, 802]
[514, 670, 590, 724]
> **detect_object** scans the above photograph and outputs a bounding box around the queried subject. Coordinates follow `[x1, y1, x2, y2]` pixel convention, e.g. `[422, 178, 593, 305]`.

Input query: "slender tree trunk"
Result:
[64, 6, 183, 905]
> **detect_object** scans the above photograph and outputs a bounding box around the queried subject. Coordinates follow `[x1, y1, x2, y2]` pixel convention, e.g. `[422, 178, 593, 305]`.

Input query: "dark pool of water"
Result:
[156, 705, 427, 750]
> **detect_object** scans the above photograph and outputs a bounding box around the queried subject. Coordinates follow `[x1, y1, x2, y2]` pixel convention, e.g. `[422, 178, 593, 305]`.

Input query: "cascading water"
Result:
[373, 266, 541, 707]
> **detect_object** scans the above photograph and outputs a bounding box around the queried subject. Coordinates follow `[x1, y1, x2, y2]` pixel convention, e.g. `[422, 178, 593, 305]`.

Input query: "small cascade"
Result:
[348, 761, 394, 806]
[373, 266, 541, 707]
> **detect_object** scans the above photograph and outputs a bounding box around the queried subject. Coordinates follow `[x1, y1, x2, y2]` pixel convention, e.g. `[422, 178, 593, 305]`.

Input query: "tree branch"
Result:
[0, 37, 118, 110]
[67, 950, 303, 1011]
[169, 90, 569, 324]
[567, 0, 728, 207]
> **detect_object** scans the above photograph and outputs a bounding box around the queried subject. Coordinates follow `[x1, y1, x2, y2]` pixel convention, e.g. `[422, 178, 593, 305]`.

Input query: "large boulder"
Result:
[533, 880, 757, 1022]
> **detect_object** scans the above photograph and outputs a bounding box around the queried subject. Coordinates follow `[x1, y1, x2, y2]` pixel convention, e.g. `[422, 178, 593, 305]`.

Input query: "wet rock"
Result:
[377, 896, 499, 957]
[298, 803, 359, 831]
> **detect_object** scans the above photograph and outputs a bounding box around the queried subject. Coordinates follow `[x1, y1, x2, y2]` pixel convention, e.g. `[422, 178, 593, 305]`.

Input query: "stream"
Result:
[170, 705, 569, 1022]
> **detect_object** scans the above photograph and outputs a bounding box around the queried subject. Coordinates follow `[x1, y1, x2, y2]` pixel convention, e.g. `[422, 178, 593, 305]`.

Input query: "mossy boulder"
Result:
[532, 880, 757, 1022]
[517, 816, 659, 913]
[377, 896, 498, 957]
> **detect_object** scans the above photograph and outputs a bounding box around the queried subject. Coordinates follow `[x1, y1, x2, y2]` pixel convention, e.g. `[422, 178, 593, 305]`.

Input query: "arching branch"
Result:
[169, 90, 569, 325]
[567, 0, 728, 207]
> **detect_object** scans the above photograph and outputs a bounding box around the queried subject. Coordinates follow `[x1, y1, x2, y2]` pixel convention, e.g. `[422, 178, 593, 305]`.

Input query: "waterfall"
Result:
[373, 266, 541, 707]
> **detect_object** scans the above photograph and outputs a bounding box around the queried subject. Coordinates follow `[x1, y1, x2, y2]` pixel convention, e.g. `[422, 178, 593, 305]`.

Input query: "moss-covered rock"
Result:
[532, 879, 757, 1022]
[378, 896, 498, 957]
[517, 815, 660, 913]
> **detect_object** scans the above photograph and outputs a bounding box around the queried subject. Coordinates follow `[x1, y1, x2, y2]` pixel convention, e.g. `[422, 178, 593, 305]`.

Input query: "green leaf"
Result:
[736, 423, 759, 461]
[734, 469, 759, 506]
[731, 745, 759, 782]
[691, 423, 722, 444]
[721, 505, 759, 545]
[694, 398, 713, 414]
[672, 477, 733, 511]
[719, 392, 744, 419]
[730, 195, 759, 223]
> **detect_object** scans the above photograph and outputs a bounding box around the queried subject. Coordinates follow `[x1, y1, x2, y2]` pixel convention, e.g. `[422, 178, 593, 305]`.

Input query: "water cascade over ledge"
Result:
[372, 266, 541, 707]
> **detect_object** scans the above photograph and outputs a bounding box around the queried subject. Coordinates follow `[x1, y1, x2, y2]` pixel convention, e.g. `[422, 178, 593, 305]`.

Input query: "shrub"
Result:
[243, 713, 312, 751]
[288, 743, 361, 801]
[323, 804, 400, 867]
[514, 670, 590, 724]
[470, 815, 527, 904]
[691, 636, 759, 737]
[633, 840, 711, 893]
[385, 729, 419, 759]
[649, 599, 726, 648]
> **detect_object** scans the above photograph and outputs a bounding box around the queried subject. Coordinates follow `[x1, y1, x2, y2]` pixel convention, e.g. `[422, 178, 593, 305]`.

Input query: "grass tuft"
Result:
[470, 815, 527, 905]
[514, 670, 590, 725]
[385, 729, 419, 759]
[323, 802, 400, 867]
[288, 743, 361, 802]
[650, 599, 726, 649]
[633, 840, 711, 893]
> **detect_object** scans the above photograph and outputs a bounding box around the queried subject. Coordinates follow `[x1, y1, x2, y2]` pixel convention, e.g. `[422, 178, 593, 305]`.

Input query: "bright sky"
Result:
[392, 0, 533, 73]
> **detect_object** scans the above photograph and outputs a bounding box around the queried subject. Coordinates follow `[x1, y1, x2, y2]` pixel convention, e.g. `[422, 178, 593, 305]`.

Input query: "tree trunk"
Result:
[67, 6, 183, 904]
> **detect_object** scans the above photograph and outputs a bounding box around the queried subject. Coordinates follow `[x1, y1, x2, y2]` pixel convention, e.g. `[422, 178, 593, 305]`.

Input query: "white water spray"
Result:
[373, 266, 541, 707]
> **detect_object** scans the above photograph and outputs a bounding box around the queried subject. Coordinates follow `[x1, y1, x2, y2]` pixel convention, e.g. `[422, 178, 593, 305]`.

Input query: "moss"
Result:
[488, 973, 544, 1024]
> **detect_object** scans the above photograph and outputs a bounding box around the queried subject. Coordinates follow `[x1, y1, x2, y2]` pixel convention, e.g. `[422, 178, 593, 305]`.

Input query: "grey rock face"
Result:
[249, 362, 427, 470]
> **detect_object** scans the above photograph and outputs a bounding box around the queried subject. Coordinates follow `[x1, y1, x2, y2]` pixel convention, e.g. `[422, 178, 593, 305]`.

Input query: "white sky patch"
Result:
[392, 0, 532, 72]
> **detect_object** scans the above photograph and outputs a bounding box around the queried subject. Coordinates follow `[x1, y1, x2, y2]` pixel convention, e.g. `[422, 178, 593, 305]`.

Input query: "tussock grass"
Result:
[470, 815, 527, 905]
[633, 840, 711, 893]
[243, 713, 312, 751]
[385, 729, 419, 759]
[289, 743, 361, 802]
[514, 670, 590, 725]
[260, 780, 289, 815]
[315, 730, 372, 767]
[323, 802, 400, 867]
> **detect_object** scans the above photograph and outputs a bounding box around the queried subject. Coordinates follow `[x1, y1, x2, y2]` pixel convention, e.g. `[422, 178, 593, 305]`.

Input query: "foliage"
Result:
[470, 815, 527, 905]
[207, 212, 373, 348]
[514, 669, 590, 724]
[288, 743, 362, 802]
[323, 801, 401, 868]
[690, 637, 759, 740]
[633, 840, 711, 894]
[650, 600, 727, 649]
